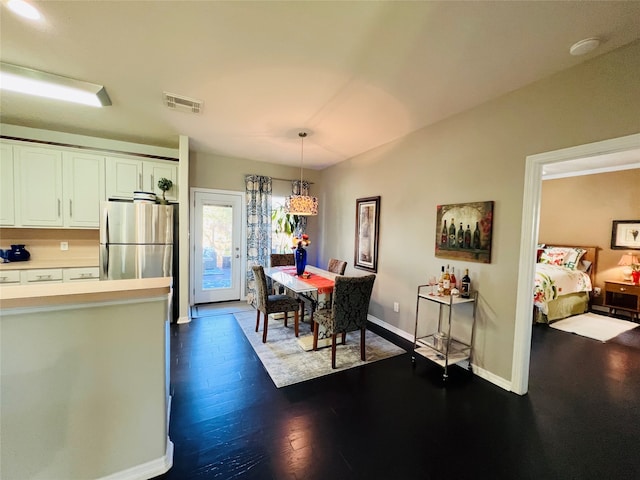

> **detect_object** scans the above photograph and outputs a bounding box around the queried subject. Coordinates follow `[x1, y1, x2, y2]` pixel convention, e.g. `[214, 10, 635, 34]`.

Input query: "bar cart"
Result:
[411, 284, 478, 382]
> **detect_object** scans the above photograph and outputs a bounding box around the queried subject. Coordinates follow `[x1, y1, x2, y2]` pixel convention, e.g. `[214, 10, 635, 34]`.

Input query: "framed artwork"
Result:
[435, 201, 494, 263]
[611, 220, 640, 250]
[354, 196, 380, 272]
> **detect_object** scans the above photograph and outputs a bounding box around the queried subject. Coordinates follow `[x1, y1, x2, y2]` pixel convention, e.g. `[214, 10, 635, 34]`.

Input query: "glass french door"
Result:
[193, 190, 243, 304]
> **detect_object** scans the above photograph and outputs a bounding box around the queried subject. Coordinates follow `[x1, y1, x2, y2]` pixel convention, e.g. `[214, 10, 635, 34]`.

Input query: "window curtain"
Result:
[245, 174, 272, 306]
[292, 180, 309, 236]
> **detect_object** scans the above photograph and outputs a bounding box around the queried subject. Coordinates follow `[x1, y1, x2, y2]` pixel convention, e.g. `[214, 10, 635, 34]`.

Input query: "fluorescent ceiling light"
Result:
[7, 0, 41, 20]
[0, 62, 111, 107]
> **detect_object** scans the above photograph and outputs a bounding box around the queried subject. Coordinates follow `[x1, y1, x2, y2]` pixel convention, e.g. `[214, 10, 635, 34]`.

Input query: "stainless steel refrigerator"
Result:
[99, 201, 174, 280]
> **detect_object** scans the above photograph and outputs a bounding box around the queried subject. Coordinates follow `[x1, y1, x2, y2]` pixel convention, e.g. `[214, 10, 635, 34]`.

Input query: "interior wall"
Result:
[539, 169, 640, 306]
[189, 152, 323, 264]
[317, 40, 640, 383]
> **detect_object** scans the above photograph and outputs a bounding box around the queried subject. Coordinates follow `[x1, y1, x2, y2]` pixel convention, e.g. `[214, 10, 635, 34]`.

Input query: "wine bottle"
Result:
[438, 265, 445, 295]
[464, 224, 471, 249]
[450, 267, 457, 289]
[449, 218, 457, 247]
[457, 222, 464, 247]
[473, 222, 481, 249]
[461, 269, 471, 298]
[443, 265, 451, 295]
[441, 220, 448, 246]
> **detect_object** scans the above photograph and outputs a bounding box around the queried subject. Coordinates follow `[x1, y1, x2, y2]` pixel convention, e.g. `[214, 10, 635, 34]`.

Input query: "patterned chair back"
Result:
[327, 258, 347, 275]
[251, 265, 269, 309]
[270, 253, 295, 267]
[332, 274, 376, 333]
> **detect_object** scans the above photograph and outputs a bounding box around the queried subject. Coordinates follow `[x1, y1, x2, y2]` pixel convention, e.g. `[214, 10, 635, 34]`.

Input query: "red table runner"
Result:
[280, 266, 334, 294]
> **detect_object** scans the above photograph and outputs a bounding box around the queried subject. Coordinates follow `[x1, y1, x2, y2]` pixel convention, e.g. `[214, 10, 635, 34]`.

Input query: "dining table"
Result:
[263, 265, 337, 350]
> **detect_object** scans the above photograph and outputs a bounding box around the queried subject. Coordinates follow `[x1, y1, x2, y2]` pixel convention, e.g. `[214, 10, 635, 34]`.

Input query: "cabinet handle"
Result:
[37, 274, 53, 280]
[151, 174, 155, 191]
[620, 287, 626, 292]
[58, 199, 61, 217]
[139, 172, 142, 190]
[69, 199, 73, 217]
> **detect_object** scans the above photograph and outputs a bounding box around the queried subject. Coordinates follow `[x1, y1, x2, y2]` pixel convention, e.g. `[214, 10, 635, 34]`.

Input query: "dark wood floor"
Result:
[155, 307, 640, 479]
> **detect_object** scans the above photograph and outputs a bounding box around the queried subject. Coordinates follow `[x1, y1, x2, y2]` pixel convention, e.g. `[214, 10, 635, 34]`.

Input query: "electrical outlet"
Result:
[60, 242, 69, 251]
[393, 302, 399, 312]
[593, 287, 601, 297]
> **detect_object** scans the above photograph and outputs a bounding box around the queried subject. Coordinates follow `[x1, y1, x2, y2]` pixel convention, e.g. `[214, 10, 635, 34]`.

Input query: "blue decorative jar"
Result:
[7, 244, 30, 262]
[295, 243, 307, 276]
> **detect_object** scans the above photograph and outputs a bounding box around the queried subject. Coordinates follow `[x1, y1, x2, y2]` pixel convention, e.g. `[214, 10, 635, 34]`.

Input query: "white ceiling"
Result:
[1, 1, 640, 170]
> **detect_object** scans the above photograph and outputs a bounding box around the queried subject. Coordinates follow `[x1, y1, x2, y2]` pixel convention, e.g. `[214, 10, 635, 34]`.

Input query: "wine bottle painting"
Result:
[435, 201, 494, 263]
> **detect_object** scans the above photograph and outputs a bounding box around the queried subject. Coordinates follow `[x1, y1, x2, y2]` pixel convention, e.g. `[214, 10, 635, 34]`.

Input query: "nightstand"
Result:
[604, 281, 640, 322]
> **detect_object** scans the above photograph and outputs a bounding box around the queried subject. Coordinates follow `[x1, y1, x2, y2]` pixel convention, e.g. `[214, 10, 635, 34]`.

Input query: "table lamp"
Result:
[618, 253, 639, 282]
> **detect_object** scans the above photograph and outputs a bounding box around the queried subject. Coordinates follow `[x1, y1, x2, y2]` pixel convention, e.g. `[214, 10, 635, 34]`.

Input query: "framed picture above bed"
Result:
[611, 220, 640, 250]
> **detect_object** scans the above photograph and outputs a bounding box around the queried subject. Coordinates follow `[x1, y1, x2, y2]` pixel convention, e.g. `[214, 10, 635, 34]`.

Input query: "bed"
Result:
[533, 245, 598, 324]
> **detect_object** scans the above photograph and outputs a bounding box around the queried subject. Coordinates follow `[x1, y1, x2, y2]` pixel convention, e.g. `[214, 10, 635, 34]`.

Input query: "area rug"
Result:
[234, 310, 406, 388]
[550, 312, 638, 342]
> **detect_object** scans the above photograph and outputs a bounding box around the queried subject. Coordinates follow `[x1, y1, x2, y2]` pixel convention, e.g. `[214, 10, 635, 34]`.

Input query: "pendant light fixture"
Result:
[285, 132, 318, 216]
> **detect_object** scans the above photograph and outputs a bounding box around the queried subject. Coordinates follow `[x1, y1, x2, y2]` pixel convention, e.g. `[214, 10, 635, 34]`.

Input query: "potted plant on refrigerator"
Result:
[157, 177, 173, 204]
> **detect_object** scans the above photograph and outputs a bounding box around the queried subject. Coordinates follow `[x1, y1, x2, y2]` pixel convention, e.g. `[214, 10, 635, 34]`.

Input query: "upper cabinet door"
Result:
[144, 160, 178, 201]
[63, 152, 105, 228]
[15, 146, 64, 227]
[0, 144, 15, 226]
[105, 157, 143, 199]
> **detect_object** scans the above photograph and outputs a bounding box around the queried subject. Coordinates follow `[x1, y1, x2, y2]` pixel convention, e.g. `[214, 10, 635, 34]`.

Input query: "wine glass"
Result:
[427, 276, 437, 295]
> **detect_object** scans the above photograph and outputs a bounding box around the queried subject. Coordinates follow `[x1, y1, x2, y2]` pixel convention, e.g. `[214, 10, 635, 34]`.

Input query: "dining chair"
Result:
[312, 274, 376, 368]
[270, 253, 295, 294]
[327, 258, 347, 275]
[252, 265, 300, 343]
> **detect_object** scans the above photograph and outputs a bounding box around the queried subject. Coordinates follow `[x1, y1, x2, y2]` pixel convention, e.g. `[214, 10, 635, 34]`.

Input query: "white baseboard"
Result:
[367, 313, 512, 392]
[97, 439, 174, 480]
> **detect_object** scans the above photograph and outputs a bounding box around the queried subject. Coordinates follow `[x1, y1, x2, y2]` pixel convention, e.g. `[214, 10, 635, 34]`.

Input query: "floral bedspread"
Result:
[534, 264, 592, 315]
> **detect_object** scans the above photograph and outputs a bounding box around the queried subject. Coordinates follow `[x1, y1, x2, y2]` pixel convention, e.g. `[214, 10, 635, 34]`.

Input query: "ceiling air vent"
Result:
[163, 92, 203, 114]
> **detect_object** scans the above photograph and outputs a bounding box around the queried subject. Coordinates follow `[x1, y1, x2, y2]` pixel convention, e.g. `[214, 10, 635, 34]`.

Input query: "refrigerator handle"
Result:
[100, 244, 109, 279]
[100, 204, 109, 244]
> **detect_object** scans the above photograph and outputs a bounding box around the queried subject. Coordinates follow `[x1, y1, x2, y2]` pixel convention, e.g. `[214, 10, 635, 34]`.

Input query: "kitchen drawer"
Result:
[22, 268, 63, 284]
[63, 267, 99, 282]
[0, 270, 21, 284]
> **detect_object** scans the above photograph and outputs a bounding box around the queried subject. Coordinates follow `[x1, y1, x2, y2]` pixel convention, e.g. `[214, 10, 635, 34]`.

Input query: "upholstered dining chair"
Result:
[252, 265, 301, 343]
[270, 253, 295, 294]
[312, 274, 376, 369]
[327, 258, 347, 275]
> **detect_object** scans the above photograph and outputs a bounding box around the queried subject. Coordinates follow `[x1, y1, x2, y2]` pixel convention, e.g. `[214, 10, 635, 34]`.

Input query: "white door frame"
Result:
[189, 187, 247, 306]
[512, 133, 640, 395]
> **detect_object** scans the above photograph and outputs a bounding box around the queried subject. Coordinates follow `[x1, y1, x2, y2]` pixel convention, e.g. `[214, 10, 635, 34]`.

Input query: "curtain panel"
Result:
[245, 175, 272, 305]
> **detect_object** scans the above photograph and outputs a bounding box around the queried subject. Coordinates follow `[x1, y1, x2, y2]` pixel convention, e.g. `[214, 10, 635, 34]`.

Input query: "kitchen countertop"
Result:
[0, 258, 99, 270]
[0, 277, 171, 309]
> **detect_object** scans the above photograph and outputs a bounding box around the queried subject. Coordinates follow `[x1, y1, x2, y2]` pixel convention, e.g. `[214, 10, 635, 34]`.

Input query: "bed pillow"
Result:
[562, 247, 587, 270]
[539, 247, 568, 266]
[577, 259, 592, 273]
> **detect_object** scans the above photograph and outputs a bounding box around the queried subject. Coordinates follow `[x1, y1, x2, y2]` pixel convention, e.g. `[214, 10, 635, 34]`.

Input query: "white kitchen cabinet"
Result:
[63, 152, 105, 228]
[144, 160, 178, 201]
[22, 268, 64, 284]
[11, 144, 105, 228]
[0, 270, 21, 285]
[15, 145, 64, 227]
[0, 144, 15, 226]
[63, 267, 99, 282]
[106, 157, 178, 201]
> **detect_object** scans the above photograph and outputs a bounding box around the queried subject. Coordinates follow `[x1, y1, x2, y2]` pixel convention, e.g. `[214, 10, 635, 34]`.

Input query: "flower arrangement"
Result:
[291, 234, 311, 249]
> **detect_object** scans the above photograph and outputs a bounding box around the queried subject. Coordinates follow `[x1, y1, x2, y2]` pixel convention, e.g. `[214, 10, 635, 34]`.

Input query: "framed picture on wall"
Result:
[435, 201, 494, 263]
[611, 220, 640, 250]
[354, 196, 380, 272]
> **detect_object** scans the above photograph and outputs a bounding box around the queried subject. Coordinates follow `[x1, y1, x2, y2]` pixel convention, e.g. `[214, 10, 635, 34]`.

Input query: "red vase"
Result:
[632, 270, 640, 285]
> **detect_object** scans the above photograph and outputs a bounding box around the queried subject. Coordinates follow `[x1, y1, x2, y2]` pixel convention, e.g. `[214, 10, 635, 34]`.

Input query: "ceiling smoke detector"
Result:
[163, 92, 203, 113]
